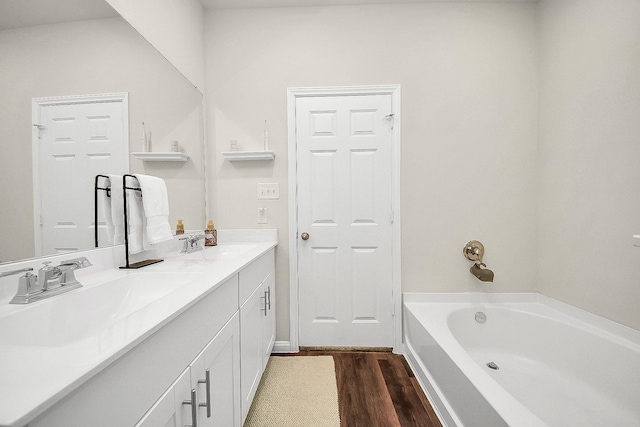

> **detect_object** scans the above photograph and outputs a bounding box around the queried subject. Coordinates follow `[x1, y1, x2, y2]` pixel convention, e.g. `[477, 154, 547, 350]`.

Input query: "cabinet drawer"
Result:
[207, 275, 240, 336]
[239, 249, 274, 304]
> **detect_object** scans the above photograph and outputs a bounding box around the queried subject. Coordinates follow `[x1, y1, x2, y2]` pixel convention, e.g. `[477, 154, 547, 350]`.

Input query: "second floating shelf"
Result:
[222, 151, 275, 161]
[132, 152, 190, 162]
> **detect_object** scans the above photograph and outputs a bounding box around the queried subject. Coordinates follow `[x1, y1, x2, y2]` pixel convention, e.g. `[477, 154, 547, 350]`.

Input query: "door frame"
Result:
[31, 92, 129, 255]
[287, 85, 402, 353]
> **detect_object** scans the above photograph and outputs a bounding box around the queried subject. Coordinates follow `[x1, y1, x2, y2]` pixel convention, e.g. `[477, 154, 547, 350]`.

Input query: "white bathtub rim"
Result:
[403, 292, 640, 347]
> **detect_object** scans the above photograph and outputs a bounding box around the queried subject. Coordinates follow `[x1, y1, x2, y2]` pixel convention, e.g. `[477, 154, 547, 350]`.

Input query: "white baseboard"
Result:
[272, 340, 296, 353]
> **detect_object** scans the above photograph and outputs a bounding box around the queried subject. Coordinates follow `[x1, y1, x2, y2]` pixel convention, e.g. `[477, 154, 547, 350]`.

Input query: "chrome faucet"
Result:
[180, 234, 205, 254]
[470, 262, 494, 282]
[9, 257, 92, 304]
[463, 240, 495, 282]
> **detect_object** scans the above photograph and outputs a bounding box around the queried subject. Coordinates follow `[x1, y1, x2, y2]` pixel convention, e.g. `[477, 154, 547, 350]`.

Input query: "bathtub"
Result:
[403, 293, 640, 427]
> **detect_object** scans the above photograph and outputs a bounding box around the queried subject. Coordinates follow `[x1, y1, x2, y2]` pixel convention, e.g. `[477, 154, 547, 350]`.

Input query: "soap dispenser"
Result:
[176, 219, 184, 235]
[205, 220, 217, 246]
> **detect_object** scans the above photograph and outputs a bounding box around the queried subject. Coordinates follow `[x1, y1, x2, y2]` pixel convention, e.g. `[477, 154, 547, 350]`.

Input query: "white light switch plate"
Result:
[257, 183, 279, 200]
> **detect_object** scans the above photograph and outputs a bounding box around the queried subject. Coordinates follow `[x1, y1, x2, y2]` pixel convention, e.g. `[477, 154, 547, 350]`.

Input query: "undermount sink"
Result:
[0, 272, 200, 347]
[182, 243, 258, 261]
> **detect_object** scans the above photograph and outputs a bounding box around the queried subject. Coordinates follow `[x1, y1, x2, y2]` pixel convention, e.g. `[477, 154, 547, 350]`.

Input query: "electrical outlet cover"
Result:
[258, 207, 268, 224]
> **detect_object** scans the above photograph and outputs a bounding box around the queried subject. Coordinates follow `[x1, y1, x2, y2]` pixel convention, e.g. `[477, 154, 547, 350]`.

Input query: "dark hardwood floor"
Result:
[275, 350, 442, 427]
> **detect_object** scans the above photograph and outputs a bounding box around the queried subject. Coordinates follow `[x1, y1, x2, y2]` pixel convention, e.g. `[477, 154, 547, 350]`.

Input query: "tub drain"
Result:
[475, 312, 487, 323]
[486, 361, 499, 370]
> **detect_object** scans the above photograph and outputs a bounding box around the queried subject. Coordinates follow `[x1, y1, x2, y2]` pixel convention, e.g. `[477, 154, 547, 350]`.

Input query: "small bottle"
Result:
[176, 219, 184, 235]
[205, 219, 217, 246]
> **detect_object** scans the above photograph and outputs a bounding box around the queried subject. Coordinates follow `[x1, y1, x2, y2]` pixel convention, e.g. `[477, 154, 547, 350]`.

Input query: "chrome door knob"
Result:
[301, 232, 310, 241]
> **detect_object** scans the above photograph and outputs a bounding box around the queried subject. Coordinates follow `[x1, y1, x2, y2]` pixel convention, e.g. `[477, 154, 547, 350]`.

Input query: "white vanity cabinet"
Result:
[239, 251, 276, 422]
[135, 313, 241, 427]
[26, 246, 275, 427]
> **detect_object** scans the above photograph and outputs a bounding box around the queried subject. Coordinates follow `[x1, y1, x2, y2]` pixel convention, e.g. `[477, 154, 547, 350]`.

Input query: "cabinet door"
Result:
[191, 313, 242, 427]
[261, 270, 276, 369]
[135, 369, 192, 427]
[240, 285, 265, 423]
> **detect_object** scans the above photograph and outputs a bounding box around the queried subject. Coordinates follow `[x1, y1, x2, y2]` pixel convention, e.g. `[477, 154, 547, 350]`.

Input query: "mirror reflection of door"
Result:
[32, 93, 129, 256]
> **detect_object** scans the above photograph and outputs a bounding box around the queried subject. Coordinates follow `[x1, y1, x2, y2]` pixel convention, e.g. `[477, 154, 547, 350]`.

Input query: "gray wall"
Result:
[537, 0, 640, 329]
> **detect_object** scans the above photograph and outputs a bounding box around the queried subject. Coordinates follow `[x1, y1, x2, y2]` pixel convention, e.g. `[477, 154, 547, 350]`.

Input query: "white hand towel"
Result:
[99, 176, 114, 245]
[133, 174, 173, 245]
[127, 190, 146, 254]
[108, 175, 125, 245]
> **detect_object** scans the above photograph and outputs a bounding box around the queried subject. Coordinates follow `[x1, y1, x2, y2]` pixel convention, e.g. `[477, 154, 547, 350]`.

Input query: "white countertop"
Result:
[0, 230, 277, 427]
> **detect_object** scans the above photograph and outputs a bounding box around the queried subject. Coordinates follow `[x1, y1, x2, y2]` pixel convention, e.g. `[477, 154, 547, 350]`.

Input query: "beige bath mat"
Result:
[244, 356, 341, 427]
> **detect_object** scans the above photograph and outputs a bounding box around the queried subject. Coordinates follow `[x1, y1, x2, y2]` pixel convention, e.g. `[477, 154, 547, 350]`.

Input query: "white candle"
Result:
[264, 120, 269, 151]
[142, 122, 148, 152]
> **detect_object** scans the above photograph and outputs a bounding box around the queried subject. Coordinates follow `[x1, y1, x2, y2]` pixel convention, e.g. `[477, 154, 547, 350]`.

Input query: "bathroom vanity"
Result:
[0, 230, 276, 427]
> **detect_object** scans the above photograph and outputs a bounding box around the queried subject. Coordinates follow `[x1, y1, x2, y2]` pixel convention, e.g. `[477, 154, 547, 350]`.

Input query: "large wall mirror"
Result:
[0, 0, 206, 264]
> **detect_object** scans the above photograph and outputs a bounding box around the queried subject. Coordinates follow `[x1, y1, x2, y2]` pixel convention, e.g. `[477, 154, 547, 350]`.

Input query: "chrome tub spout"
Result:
[470, 262, 494, 282]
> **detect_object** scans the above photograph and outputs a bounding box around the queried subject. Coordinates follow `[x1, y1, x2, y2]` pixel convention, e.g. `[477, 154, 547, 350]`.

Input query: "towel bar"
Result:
[93, 174, 164, 269]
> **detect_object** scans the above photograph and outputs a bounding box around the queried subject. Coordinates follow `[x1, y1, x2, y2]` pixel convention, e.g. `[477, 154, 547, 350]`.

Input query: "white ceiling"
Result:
[0, 0, 118, 31]
[200, 0, 536, 10]
[0, 0, 539, 31]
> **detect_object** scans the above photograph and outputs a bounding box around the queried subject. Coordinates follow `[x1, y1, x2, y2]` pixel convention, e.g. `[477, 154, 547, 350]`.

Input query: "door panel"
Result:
[192, 313, 241, 427]
[135, 369, 191, 427]
[296, 94, 394, 347]
[261, 271, 276, 369]
[240, 285, 264, 422]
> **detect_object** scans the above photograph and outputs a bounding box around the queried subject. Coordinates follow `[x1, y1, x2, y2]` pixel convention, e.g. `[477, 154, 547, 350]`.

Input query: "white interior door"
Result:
[296, 93, 395, 347]
[33, 94, 128, 256]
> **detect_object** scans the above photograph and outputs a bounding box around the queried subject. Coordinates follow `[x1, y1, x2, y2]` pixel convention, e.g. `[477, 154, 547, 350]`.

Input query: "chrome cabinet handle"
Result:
[261, 292, 268, 316]
[266, 286, 271, 311]
[301, 232, 309, 240]
[198, 369, 212, 418]
[182, 388, 198, 427]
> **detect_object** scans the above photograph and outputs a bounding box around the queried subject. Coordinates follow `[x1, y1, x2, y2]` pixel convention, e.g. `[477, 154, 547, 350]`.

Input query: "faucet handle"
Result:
[17, 272, 39, 294]
[463, 240, 485, 263]
[10, 272, 41, 304]
[38, 261, 54, 277]
[39, 261, 53, 273]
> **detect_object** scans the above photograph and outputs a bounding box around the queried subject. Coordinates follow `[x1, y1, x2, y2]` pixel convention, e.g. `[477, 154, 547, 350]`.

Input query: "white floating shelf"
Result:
[132, 152, 189, 162]
[222, 151, 275, 161]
